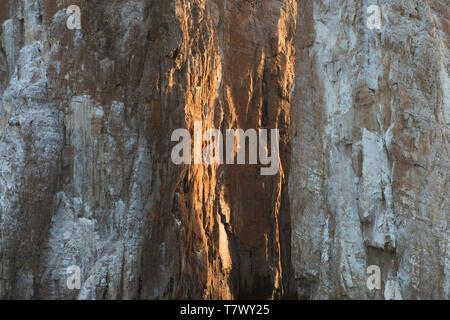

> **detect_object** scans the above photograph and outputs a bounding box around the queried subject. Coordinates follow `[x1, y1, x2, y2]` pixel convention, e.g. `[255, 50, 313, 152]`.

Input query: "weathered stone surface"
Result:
[0, 0, 448, 299]
[290, 0, 449, 299]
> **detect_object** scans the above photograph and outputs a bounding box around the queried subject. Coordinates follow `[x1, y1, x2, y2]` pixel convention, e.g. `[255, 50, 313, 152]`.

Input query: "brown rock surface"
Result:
[0, 0, 448, 299]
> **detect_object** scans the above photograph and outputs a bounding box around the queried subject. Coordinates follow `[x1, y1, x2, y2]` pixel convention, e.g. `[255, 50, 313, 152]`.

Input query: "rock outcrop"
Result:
[0, 0, 448, 299]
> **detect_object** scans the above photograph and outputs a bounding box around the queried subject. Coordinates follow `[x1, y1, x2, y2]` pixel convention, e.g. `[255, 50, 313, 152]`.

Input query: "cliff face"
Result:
[0, 0, 448, 300]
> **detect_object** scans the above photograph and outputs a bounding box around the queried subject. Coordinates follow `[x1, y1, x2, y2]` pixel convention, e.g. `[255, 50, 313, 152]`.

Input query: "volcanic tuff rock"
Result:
[0, 0, 448, 299]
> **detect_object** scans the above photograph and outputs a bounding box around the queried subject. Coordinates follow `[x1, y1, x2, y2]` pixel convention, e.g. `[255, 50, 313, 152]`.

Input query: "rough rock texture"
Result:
[0, 0, 448, 299]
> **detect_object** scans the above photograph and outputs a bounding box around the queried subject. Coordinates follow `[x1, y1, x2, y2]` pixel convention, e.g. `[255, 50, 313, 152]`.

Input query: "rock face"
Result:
[0, 0, 448, 300]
